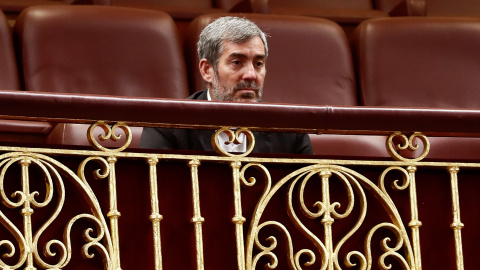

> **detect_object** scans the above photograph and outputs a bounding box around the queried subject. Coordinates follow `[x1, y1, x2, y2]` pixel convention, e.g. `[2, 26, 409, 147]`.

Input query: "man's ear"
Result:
[199, 59, 214, 83]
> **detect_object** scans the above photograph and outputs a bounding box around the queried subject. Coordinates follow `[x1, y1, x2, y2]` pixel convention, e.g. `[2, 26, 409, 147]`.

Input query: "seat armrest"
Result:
[0, 119, 52, 135]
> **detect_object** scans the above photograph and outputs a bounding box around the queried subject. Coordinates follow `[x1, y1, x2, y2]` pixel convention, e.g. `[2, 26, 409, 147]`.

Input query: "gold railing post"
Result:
[231, 161, 246, 270]
[448, 166, 464, 270]
[407, 166, 422, 270]
[20, 157, 36, 270]
[189, 159, 205, 270]
[320, 170, 334, 270]
[148, 157, 163, 270]
[107, 156, 122, 270]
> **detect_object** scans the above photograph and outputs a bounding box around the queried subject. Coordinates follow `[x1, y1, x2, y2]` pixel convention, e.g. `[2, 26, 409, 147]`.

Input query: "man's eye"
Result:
[256, 61, 264, 67]
[232, 60, 240, 65]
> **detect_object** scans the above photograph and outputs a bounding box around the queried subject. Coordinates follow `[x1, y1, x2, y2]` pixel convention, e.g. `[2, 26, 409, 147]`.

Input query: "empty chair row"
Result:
[9, 6, 480, 108]
[3, 0, 480, 47]
[2, 6, 480, 159]
[238, 0, 480, 18]
[3, 0, 480, 38]
[11, 6, 358, 105]
[0, 0, 242, 22]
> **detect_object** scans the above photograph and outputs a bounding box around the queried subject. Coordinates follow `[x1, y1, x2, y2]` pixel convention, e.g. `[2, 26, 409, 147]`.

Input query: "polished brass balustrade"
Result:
[0, 121, 474, 270]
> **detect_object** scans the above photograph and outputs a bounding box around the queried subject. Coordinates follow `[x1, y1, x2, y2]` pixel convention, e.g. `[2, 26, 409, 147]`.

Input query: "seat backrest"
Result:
[214, 0, 243, 11]
[374, 0, 403, 13]
[15, 5, 189, 98]
[0, 10, 20, 90]
[426, 0, 480, 17]
[0, 10, 51, 146]
[374, 0, 426, 16]
[354, 17, 480, 108]
[186, 13, 357, 106]
[267, 0, 374, 10]
[110, 0, 213, 9]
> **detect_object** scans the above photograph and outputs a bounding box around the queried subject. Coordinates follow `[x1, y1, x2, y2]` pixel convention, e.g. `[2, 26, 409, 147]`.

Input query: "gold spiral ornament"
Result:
[87, 121, 132, 152]
[386, 132, 430, 162]
[212, 127, 255, 157]
[0, 152, 115, 270]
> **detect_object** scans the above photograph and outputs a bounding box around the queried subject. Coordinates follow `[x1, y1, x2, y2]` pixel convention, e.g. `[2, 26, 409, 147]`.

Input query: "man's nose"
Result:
[242, 63, 257, 80]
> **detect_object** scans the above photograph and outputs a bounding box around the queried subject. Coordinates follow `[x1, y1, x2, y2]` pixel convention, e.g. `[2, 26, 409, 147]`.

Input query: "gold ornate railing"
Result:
[0, 118, 474, 270]
[0, 90, 479, 269]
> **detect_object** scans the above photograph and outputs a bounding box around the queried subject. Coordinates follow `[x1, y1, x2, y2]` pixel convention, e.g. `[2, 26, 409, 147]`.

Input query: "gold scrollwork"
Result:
[252, 221, 317, 269]
[212, 127, 255, 157]
[78, 156, 110, 186]
[243, 163, 415, 269]
[386, 132, 430, 162]
[87, 121, 132, 152]
[346, 222, 412, 270]
[366, 223, 412, 269]
[379, 166, 410, 201]
[0, 152, 115, 270]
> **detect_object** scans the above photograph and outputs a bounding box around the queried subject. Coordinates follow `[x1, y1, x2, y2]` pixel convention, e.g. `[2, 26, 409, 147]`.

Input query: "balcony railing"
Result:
[0, 90, 478, 269]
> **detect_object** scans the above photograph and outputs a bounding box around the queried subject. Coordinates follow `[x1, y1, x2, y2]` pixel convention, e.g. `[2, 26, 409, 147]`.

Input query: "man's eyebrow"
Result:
[228, 53, 266, 59]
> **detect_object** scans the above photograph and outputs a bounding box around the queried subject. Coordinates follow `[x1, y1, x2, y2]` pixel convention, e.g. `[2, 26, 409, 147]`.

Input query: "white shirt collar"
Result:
[207, 89, 212, 101]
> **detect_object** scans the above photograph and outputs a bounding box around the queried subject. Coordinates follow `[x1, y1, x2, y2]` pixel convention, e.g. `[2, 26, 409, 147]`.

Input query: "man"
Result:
[140, 16, 313, 155]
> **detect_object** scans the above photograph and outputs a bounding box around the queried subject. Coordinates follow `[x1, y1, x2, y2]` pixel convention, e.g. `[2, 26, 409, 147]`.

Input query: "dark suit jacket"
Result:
[140, 90, 313, 154]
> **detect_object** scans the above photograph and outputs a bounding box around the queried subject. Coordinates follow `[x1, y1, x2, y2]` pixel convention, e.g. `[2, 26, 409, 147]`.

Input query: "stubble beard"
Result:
[210, 72, 263, 102]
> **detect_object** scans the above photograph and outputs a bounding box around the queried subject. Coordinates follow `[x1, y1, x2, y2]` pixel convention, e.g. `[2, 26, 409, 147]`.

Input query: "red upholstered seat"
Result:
[0, 10, 19, 91]
[374, 0, 426, 16]
[233, 0, 391, 39]
[229, 0, 428, 39]
[0, 0, 69, 13]
[106, 0, 226, 43]
[186, 13, 390, 158]
[354, 17, 480, 160]
[16, 5, 188, 98]
[265, 0, 386, 24]
[355, 17, 480, 108]
[0, 10, 53, 144]
[425, 0, 480, 17]
[216, 0, 258, 12]
[108, 0, 254, 17]
[108, 0, 225, 19]
[15, 5, 189, 148]
[0, 0, 80, 22]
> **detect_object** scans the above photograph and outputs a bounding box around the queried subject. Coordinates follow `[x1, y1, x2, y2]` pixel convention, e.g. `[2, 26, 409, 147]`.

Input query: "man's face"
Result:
[203, 36, 266, 102]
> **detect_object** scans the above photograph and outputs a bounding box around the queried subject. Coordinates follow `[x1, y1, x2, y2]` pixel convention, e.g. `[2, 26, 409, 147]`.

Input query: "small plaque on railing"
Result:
[212, 127, 255, 157]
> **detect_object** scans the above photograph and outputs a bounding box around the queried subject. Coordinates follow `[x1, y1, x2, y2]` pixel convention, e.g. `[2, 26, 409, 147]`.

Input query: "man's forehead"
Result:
[221, 37, 266, 57]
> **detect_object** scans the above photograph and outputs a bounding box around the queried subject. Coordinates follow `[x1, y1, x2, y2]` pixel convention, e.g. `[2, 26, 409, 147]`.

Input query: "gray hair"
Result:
[197, 16, 268, 69]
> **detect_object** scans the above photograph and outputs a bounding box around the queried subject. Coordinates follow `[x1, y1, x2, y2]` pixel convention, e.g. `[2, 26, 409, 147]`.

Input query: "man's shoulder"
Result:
[187, 90, 208, 100]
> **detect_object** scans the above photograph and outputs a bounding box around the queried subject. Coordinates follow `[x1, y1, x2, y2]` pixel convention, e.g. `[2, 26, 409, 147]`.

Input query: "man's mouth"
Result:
[235, 88, 257, 98]
[236, 88, 256, 92]
[233, 81, 259, 92]
[231, 81, 261, 101]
